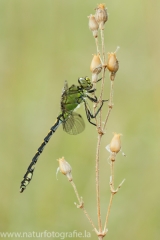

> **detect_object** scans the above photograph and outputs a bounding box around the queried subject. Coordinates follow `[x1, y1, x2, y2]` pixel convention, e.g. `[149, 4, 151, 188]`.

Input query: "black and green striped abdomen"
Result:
[20, 117, 62, 193]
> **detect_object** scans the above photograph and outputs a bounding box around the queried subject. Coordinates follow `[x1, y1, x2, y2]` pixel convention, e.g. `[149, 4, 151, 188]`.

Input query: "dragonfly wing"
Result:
[61, 80, 69, 95]
[63, 112, 85, 135]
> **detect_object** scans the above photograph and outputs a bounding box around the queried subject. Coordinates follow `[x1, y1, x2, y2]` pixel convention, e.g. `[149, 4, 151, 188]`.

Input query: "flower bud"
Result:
[110, 133, 122, 153]
[58, 157, 72, 181]
[107, 52, 119, 74]
[88, 14, 99, 38]
[95, 4, 108, 30]
[90, 54, 102, 83]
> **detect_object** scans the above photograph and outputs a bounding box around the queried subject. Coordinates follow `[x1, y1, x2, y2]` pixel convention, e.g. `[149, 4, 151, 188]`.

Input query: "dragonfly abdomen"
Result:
[20, 118, 62, 193]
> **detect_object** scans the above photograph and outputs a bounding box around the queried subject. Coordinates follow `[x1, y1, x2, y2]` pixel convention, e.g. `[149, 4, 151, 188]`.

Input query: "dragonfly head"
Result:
[78, 77, 93, 91]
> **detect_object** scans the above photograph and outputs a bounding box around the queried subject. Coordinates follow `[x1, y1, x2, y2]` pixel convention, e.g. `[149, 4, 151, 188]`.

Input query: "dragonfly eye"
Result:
[78, 77, 93, 90]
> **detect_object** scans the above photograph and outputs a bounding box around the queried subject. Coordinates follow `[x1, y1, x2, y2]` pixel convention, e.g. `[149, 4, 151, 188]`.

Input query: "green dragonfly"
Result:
[20, 77, 106, 193]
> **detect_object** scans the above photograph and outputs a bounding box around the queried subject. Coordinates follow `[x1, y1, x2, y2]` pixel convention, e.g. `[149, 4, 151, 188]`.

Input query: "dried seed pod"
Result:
[90, 54, 102, 83]
[58, 157, 72, 181]
[88, 14, 99, 38]
[107, 51, 119, 74]
[110, 133, 122, 153]
[95, 4, 108, 30]
[90, 54, 101, 72]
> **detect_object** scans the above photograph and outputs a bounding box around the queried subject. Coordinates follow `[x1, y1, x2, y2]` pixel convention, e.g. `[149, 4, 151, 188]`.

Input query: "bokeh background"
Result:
[0, 0, 160, 239]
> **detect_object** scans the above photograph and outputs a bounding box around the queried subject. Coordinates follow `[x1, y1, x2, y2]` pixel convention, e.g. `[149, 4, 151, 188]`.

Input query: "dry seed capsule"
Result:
[110, 133, 122, 153]
[107, 52, 119, 75]
[90, 54, 102, 83]
[95, 4, 108, 30]
[58, 157, 72, 181]
[88, 14, 99, 38]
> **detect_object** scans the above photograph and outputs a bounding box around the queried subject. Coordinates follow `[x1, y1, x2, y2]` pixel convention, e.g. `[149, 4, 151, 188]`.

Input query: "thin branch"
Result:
[70, 180, 81, 204]
[99, 29, 106, 101]
[95, 134, 102, 232]
[103, 78, 114, 130]
[103, 159, 114, 231]
[104, 194, 114, 231]
[98, 29, 106, 129]
[70, 180, 97, 231]
[100, 29, 105, 63]
[103, 155, 125, 231]
[94, 18, 106, 237]
[95, 37, 100, 54]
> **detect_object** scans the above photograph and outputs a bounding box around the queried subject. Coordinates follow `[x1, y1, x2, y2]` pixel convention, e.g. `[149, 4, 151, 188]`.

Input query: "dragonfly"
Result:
[20, 76, 106, 193]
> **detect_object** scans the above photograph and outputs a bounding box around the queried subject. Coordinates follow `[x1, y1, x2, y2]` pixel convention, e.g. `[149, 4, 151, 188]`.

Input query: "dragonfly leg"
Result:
[87, 88, 96, 93]
[94, 99, 109, 117]
[87, 95, 98, 103]
[96, 77, 102, 82]
[87, 94, 109, 105]
[84, 99, 108, 126]
[84, 102, 96, 126]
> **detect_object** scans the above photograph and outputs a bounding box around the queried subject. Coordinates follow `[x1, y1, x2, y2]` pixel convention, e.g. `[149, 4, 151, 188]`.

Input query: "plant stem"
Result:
[103, 160, 114, 231]
[104, 194, 114, 231]
[100, 29, 105, 63]
[70, 180, 97, 230]
[98, 28, 106, 128]
[103, 79, 114, 130]
[98, 236, 103, 240]
[95, 37, 100, 54]
[95, 23, 106, 236]
[70, 180, 81, 203]
[95, 134, 102, 232]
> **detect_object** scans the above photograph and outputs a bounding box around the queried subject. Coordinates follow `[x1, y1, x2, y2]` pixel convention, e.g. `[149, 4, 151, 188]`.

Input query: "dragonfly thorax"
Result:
[78, 77, 93, 91]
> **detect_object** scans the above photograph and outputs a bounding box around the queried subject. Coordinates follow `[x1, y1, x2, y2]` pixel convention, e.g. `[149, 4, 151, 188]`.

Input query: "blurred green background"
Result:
[0, 0, 160, 239]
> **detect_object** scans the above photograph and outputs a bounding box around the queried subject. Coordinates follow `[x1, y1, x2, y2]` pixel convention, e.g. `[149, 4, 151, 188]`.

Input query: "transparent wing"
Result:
[61, 80, 69, 95]
[63, 112, 85, 135]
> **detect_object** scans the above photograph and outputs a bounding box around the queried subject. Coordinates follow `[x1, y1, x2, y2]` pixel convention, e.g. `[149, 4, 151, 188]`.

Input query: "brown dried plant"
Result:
[58, 4, 125, 240]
